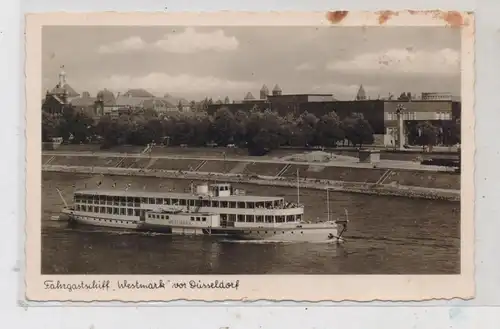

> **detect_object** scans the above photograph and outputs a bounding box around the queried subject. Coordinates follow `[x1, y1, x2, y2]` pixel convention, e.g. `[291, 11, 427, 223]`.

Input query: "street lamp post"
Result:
[223, 151, 227, 173]
[395, 104, 406, 150]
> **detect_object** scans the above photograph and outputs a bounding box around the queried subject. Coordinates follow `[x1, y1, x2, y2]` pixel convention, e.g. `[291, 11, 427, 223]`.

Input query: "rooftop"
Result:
[142, 98, 175, 109]
[244, 92, 255, 100]
[50, 83, 80, 98]
[71, 95, 96, 107]
[115, 95, 147, 107]
[268, 93, 334, 97]
[97, 89, 116, 106]
[123, 88, 155, 98]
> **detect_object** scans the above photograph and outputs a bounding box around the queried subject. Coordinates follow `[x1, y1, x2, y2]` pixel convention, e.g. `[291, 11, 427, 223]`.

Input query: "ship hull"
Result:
[63, 210, 141, 230]
[61, 211, 344, 242]
[221, 227, 340, 242]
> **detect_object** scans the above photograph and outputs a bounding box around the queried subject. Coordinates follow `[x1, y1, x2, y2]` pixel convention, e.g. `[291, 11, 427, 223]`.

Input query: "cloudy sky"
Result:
[42, 26, 461, 101]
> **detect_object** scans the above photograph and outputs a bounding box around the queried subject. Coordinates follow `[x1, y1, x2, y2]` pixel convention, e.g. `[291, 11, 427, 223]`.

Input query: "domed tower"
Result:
[356, 84, 367, 100]
[272, 84, 282, 96]
[260, 84, 269, 100]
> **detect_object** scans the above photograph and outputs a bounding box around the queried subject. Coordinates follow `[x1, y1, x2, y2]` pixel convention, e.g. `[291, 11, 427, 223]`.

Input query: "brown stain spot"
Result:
[326, 11, 349, 24]
[408, 10, 469, 26]
[441, 11, 464, 27]
[377, 11, 398, 24]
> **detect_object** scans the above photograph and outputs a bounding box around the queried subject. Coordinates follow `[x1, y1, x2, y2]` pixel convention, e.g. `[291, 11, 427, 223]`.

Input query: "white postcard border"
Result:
[25, 11, 475, 302]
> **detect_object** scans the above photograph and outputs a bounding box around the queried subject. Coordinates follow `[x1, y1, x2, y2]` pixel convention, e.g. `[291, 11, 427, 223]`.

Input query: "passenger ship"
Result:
[57, 182, 348, 243]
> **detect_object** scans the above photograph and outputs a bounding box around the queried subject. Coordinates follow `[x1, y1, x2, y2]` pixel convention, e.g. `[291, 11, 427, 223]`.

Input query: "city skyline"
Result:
[42, 26, 461, 101]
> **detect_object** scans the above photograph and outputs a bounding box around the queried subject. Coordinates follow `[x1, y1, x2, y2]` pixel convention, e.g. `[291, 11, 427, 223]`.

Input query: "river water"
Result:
[41, 172, 460, 274]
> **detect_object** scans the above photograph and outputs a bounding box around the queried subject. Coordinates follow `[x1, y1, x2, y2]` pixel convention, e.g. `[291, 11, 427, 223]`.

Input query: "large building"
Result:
[420, 92, 460, 101]
[207, 83, 461, 146]
[207, 84, 337, 114]
[42, 66, 81, 115]
[42, 67, 191, 119]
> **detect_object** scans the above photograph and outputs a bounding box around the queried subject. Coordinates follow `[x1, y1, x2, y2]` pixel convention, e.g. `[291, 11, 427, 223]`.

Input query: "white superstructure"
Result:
[59, 183, 348, 242]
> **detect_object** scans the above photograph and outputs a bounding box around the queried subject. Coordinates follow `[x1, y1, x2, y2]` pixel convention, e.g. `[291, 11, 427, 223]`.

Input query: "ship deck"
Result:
[76, 189, 284, 202]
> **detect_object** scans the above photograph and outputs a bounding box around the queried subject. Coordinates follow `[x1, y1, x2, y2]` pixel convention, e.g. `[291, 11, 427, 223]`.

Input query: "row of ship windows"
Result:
[147, 214, 208, 222]
[80, 216, 306, 234]
[149, 214, 170, 220]
[76, 205, 140, 216]
[81, 217, 131, 225]
[144, 214, 299, 223]
[75, 206, 302, 223]
[222, 214, 301, 223]
[244, 231, 305, 234]
[74, 195, 285, 209]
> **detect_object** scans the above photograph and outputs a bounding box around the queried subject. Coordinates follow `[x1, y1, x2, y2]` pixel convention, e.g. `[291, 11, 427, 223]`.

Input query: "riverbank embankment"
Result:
[43, 164, 460, 202]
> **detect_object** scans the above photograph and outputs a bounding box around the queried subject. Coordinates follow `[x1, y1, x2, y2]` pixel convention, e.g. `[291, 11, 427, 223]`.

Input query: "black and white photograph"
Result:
[40, 23, 464, 274]
[25, 11, 474, 301]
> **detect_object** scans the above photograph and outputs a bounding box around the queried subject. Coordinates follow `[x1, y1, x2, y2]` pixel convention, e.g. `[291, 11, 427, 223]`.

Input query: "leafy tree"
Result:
[342, 114, 374, 147]
[95, 115, 128, 148]
[315, 111, 344, 147]
[233, 110, 249, 145]
[42, 112, 59, 142]
[397, 92, 412, 101]
[191, 114, 213, 146]
[245, 110, 285, 153]
[131, 118, 164, 145]
[41, 98, 410, 153]
[295, 111, 318, 146]
[56, 106, 94, 144]
[142, 108, 158, 119]
[165, 116, 193, 145]
[443, 118, 461, 146]
[212, 107, 238, 145]
[415, 121, 439, 149]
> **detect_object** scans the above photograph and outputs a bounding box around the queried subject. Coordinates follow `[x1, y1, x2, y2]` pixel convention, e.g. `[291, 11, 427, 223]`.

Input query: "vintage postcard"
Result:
[25, 11, 474, 302]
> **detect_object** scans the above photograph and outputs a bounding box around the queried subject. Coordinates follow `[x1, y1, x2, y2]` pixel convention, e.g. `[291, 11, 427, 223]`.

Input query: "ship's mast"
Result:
[296, 168, 300, 204]
[56, 188, 68, 208]
[327, 188, 330, 222]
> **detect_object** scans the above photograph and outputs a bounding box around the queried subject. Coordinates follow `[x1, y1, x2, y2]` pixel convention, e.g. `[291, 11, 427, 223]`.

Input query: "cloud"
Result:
[98, 29, 239, 55]
[98, 36, 147, 54]
[154, 28, 239, 53]
[326, 48, 460, 75]
[295, 62, 315, 71]
[96, 72, 257, 96]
